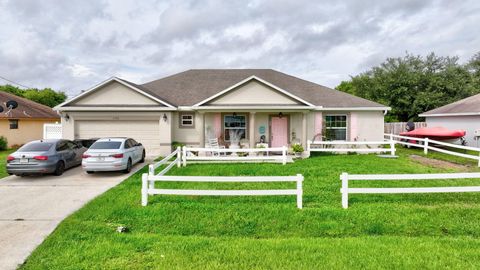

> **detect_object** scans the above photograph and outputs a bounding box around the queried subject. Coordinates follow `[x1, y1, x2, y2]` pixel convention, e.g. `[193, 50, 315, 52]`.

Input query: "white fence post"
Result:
[341, 172, 349, 209]
[307, 140, 311, 152]
[424, 138, 429, 155]
[141, 173, 148, 206]
[182, 146, 187, 167]
[282, 146, 287, 165]
[390, 140, 395, 156]
[176, 147, 181, 168]
[148, 164, 154, 176]
[296, 174, 303, 209]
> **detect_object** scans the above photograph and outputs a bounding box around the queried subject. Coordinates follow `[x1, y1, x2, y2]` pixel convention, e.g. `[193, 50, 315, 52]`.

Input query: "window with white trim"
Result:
[324, 115, 347, 141]
[180, 113, 194, 128]
[224, 114, 246, 141]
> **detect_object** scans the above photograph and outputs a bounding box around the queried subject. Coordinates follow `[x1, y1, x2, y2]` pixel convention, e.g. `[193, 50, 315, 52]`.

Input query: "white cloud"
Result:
[68, 64, 95, 78]
[0, 0, 478, 94]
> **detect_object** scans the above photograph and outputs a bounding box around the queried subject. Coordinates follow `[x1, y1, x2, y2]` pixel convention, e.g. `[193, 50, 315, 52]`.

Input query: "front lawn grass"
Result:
[0, 149, 15, 179]
[22, 149, 480, 269]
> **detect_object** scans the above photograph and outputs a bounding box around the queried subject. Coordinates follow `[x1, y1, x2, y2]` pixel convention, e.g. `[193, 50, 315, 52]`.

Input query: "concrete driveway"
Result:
[0, 163, 145, 270]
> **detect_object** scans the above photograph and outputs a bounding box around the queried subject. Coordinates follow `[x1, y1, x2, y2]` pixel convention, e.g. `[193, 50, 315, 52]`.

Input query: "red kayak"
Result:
[400, 127, 466, 141]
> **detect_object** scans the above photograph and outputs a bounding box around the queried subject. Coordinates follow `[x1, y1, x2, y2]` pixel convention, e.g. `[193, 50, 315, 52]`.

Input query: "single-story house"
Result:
[0, 91, 60, 147]
[55, 69, 389, 156]
[420, 93, 480, 147]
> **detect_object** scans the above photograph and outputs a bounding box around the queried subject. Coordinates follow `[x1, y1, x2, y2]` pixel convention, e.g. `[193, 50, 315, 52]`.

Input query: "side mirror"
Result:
[136, 143, 142, 146]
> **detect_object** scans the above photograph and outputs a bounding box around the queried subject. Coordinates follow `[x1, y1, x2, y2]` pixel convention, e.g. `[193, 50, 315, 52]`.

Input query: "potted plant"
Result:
[255, 144, 266, 156]
[291, 143, 304, 158]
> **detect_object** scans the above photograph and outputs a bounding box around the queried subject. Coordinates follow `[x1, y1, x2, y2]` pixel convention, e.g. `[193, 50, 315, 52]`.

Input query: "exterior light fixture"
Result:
[163, 113, 168, 122]
[64, 114, 70, 121]
[278, 112, 283, 118]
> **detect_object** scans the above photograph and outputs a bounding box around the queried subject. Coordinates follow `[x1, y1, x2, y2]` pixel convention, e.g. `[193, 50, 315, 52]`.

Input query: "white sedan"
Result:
[82, 138, 145, 174]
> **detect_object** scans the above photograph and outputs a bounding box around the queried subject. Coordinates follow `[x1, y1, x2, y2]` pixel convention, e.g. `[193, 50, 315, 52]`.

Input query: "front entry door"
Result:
[271, 116, 288, 147]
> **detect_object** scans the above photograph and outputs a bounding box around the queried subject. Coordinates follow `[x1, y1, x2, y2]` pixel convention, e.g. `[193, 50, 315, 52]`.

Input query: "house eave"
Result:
[183, 105, 315, 111]
[56, 106, 176, 112]
[420, 112, 480, 117]
[314, 106, 391, 111]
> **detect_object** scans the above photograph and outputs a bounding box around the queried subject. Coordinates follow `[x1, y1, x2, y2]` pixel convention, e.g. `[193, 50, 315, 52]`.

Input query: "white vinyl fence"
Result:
[43, 123, 62, 139]
[340, 172, 480, 208]
[385, 133, 480, 167]
[148, 147, 181, 176]
[307, 140, 396, 156]
[182, 146, 288, 166]
[142, 147, 303, 208]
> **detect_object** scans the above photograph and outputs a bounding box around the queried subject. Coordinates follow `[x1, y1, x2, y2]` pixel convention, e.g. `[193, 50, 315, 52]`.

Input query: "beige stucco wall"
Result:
[182, 111, 384, 147]
[354, 111, 385, 141]
[171, 112, 202, 146]
[197, 111, 312, 146]
[60, 111, 171, 157]
[72, 81, 159, 106]
[209, 81, 300, 105]
[0, 119, 59, 147]
[58, 109, 384, 156]
[318, 111, 384, 142]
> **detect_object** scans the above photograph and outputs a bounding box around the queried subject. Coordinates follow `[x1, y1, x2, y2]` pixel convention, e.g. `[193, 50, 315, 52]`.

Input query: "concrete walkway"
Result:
[0, 163, 145, 270]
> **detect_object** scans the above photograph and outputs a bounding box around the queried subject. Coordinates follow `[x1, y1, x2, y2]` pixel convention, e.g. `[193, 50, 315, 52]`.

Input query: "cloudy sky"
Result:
[0, 0, 479, 97]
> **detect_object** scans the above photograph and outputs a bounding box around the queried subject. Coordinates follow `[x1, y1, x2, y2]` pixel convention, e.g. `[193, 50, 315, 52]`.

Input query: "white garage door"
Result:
[75, 120, 161, 156]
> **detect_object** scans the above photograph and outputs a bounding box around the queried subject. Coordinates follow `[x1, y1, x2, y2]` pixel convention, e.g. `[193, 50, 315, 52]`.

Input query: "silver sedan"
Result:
[6, 139, 87, 176]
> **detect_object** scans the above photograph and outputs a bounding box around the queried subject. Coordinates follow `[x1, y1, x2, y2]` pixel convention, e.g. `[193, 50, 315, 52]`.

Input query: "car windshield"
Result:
[90, 141, 122, 149]
[18, 142, 53, 152]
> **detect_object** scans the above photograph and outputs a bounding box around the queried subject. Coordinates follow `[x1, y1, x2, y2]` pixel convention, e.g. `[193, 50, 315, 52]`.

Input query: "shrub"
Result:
[172, 141, 185, 151]
[291, 144, 304, 153]
[0, 136, 7, 150]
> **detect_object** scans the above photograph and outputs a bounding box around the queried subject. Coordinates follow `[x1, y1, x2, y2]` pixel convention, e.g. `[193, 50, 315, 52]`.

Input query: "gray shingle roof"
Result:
[421, 93, 480, 116]
[139, 69, 386, 108]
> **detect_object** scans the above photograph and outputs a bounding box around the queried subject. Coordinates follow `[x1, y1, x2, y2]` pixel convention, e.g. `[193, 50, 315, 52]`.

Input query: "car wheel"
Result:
[124, 159, 132, 174]
[53, 161, 65, 176]
[86, 171, 94, 174]
[140, 150, 146, 163]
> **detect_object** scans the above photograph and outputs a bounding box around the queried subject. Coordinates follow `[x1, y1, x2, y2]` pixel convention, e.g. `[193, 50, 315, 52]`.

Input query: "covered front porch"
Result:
[195, 110, 311, 149]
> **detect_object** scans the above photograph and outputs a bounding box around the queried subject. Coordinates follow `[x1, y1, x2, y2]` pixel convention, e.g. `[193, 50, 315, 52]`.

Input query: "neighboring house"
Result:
[0, 91, 60, 147]
[420, 93, 480, 147]
[55, 69, 389, 156]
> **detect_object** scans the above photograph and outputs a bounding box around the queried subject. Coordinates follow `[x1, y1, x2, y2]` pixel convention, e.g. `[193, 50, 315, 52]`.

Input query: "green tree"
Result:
[336, 52, 478, 122]
[467, 52, 480, 89]
[0, 85, 67, 107]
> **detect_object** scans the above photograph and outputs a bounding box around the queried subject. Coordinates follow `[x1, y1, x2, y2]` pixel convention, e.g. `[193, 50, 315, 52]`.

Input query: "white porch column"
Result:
[199, 112, 205, 147]
[249, 112, 256, 148]
[302, 112, 307, 147]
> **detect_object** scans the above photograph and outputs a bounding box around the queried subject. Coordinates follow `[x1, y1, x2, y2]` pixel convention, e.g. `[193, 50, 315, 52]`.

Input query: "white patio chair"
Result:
[207, 138, 226, 156]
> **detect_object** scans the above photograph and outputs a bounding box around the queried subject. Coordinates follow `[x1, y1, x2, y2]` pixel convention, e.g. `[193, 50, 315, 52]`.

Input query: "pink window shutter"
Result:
[214, 113, 222, 138]
[314, 112, 323, 137]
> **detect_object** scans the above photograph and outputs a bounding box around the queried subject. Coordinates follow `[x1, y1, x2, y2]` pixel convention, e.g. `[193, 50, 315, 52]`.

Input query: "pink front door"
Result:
[271, 116, 288, 147]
